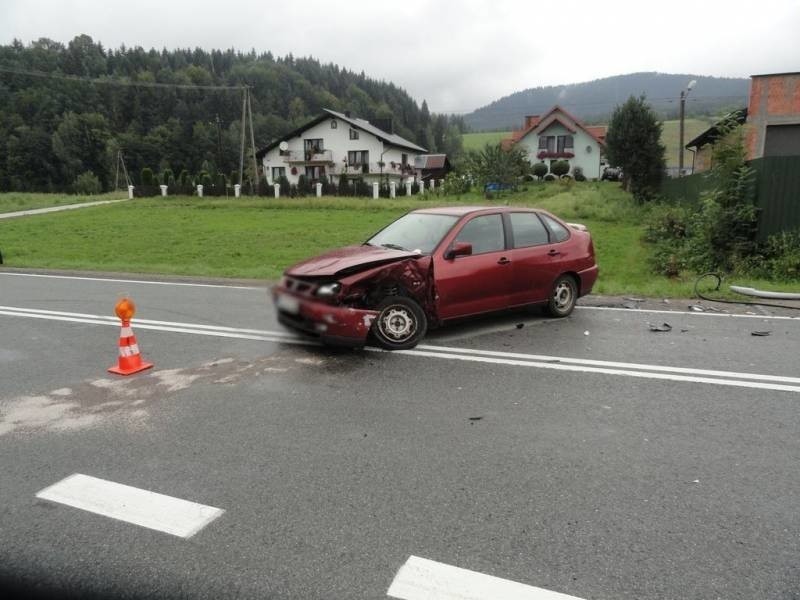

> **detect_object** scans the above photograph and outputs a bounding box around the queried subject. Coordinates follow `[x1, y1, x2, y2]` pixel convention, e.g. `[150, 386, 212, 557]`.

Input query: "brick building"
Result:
[745, 72, 800, 160]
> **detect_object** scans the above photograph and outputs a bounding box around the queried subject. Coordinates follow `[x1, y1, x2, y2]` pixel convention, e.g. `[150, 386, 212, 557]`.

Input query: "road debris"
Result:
[751, 331, 772, 336]
[468, 416, 484, 421]
[583, 330, 590, 336]
[624, 297, 645, 303]
[515, 323, 524, 329]
[648, 322, 673, 332]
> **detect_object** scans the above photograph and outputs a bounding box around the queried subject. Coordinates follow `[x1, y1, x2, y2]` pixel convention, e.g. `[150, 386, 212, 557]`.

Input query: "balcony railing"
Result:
[284, 149, 333, 163]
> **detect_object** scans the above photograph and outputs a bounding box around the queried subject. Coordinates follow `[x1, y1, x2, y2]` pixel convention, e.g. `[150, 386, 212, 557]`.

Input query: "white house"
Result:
[256, 109, 427, 187]
[504, 106, 607, 179]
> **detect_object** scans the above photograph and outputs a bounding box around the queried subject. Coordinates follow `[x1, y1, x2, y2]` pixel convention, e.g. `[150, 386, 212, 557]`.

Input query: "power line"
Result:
[0, 65, 244, 91]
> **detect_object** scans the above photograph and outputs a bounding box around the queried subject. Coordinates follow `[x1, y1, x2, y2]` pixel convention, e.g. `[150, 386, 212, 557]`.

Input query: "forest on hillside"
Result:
[0, 35, 466, 193]
[466, 72, 750, 131]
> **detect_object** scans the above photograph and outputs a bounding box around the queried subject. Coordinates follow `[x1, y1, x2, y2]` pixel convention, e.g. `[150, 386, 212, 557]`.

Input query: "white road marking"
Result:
[388, 555, 585, 600]
[36, 473, 224, 538]
[578, 305, 799, 321]
[394, 348, 800, 394]
[2, 306, 799, 393]
[415, 343, 800, 385]
[0, 272, 262, 290]
[0, 198, 127, 220]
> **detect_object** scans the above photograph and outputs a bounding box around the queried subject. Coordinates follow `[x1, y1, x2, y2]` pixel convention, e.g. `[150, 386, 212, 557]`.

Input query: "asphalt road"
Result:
[1, 270, 799, 599]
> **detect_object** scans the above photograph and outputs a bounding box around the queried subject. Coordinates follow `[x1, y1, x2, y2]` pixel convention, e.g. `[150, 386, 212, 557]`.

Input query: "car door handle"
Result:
[497, 257, 511, 265]
[547, 249, 561, 256]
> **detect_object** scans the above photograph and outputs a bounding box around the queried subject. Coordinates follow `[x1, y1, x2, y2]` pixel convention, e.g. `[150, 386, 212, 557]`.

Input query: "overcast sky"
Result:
[2, 0, 799, 113]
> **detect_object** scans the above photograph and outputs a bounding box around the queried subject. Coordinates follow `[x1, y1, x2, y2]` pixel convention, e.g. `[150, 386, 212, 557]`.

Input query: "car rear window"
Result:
[541, 214, 570, 243]
[510, 212, 549, 248]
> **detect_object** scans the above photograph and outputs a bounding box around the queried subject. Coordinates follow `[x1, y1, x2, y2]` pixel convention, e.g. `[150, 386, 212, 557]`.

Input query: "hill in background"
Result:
[464, 72, 749, 131]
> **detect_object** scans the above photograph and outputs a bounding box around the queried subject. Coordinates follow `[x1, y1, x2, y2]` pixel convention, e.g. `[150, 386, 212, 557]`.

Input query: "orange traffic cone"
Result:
[108, 298, 153, 376]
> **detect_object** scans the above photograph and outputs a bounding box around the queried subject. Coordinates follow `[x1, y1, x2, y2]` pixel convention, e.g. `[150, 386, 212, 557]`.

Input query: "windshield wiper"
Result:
[380, 243, 408, 251]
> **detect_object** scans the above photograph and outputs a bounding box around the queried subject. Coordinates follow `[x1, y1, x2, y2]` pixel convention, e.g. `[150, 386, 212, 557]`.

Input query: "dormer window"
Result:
[330, 120, 337, 129]
[349, 129, 359, 140]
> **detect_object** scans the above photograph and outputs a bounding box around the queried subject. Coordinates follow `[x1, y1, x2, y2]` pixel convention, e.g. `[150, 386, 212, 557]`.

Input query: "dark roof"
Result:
[685, 108, 748, 149]
[255, 109, 427, 159]
[413, 154, 451, 170]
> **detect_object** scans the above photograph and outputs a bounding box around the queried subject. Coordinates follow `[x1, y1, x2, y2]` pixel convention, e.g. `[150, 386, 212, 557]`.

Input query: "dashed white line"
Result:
[388, 555, 585, 600]
[36, 473, 224, 538]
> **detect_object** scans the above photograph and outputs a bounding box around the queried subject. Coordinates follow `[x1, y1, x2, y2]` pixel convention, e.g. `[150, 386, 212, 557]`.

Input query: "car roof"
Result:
[411, 206, 538, 216]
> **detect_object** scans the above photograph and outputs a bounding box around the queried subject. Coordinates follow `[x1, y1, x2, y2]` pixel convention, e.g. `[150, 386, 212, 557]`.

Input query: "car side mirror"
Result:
[446, 241, 472, 259]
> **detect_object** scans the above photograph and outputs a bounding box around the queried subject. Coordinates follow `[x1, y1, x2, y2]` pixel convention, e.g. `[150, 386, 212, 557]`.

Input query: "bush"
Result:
[551, 160, 570, 177]
[74, 170, 102, 195]
[532, 162, 548, 180]
[543, 173, 557, 181]
[759, 231, 800, 281]
[199, 172, 213, 196]
[573, 166, 586, 182]
[136, 167, 159, 197]
[441, 172, 470, 195]
[278, 175, 290, 197]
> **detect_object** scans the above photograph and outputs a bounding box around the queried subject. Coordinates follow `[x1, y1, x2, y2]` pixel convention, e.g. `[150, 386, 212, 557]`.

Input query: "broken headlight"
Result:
[316, 282, 342, 298]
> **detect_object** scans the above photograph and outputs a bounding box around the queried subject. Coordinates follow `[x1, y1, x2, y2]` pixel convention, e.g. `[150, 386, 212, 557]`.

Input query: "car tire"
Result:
[372, 296, 427, 350]
[546, 274, 578, 317]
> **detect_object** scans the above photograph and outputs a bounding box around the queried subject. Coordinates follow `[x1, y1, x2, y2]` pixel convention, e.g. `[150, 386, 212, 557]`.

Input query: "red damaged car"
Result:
[273, 206, 598, 349]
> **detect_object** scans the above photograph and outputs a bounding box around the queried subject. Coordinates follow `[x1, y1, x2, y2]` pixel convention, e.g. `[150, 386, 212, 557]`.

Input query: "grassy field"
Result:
[1, 185, 797, 297]
[0, 191, 127, 214]
[464, 118, 713, 170]
[661, 118, 713, 168]
[462, 131, 510, 151]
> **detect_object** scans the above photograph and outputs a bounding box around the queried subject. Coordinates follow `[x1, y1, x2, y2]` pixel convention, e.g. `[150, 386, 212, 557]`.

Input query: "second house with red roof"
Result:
[503, 106, 607, 179]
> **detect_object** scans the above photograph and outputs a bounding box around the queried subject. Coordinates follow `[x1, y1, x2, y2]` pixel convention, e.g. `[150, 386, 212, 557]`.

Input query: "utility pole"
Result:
[247, 88, 259, 195]
[238, 88, 247, 189]
[678, 79, 696, 177]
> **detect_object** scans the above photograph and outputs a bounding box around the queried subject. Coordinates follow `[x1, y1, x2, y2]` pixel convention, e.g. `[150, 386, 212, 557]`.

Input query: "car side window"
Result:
[454, 214, 505, 255]
[541, 214, 570, 243]
[510, 212, 550, 248]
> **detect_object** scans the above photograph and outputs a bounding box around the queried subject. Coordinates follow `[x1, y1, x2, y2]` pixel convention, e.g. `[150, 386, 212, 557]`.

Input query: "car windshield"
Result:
[366, 213, 459, 254]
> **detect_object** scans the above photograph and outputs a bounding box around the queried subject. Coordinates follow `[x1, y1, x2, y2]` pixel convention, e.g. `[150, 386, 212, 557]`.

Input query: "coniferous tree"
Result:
[605, 95, 666, 202]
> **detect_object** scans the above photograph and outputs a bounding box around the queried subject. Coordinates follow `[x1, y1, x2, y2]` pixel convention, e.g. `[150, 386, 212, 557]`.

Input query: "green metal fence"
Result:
[659, 156, 800, 241]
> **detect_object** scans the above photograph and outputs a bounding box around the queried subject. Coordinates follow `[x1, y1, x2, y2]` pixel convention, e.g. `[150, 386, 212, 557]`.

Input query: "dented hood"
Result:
[286, 245, 421, 277]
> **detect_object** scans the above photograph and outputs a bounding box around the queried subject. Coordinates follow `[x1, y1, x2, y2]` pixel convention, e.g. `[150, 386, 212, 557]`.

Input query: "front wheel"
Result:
[546, 275, 578, 317]
[372, 296, 427, 350]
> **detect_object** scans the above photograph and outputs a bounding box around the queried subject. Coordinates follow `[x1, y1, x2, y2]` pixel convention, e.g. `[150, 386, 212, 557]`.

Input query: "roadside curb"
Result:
[0, 267, 270, 288]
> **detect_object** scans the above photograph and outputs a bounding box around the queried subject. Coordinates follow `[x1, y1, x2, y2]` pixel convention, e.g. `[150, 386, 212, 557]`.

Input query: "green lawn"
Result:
[462, 131, 510, 151]
[661, 118, 714, 169]
[0, 191, 127, 214]
[1, 185, 796, 298]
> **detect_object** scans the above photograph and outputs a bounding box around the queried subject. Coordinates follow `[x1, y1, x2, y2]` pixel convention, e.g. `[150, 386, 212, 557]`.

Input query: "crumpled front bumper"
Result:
[272, 287, 379, 346]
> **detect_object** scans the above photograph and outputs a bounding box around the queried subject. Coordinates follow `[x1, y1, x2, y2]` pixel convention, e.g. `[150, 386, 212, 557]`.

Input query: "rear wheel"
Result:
[372, 296, 427, 350]
[546, 274, 578, 317]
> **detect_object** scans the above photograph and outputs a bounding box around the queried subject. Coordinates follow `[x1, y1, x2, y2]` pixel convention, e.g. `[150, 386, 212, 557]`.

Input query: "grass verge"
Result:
[1, 184, 797, 298]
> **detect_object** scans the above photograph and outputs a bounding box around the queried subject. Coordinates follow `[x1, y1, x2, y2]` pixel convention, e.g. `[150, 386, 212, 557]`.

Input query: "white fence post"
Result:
[372, 182, 379, 199]
[316, 182, 322, 198]
[429, 179, 435, 191]
[127, 185, 134, 199]
[234, 184, 241, 198]
[419, 180, 425, 195]
[159, 185, 168, 197]
[197, 184, 204, 198]
[274, 183, 280, 199]
[405, 182, 412, 196]
[389, 181, 396, 198]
